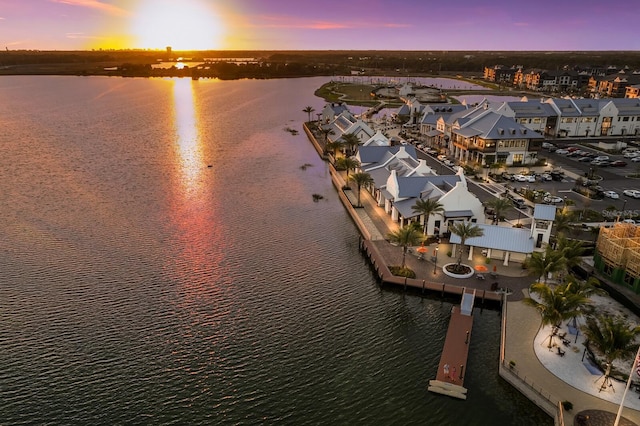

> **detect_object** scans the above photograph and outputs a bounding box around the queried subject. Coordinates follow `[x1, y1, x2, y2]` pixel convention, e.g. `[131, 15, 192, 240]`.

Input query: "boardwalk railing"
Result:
[499, 297, 565, 425]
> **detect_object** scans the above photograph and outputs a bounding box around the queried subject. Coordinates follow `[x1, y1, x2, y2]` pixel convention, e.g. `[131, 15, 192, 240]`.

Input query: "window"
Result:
[623, 117, 629, 122]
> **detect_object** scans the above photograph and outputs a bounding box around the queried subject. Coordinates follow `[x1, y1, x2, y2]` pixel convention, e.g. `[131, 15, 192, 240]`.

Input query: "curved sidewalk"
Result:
[504, 297, 640, 426]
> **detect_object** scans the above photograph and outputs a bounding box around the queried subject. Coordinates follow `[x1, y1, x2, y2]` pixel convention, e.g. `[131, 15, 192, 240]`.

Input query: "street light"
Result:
[433, 247, 439, 275]
[622, 199, 628, 221]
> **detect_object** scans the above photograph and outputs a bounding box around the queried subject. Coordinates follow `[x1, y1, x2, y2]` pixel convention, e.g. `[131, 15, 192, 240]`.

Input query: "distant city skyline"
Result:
[1, 0, 639, 51]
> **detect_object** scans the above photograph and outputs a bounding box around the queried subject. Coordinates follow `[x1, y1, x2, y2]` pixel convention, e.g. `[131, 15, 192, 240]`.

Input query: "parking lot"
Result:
[413, 140, 640, 222]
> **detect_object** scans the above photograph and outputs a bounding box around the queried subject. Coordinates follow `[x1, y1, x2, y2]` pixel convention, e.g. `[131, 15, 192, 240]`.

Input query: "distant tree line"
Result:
[2, 50, 640, 79]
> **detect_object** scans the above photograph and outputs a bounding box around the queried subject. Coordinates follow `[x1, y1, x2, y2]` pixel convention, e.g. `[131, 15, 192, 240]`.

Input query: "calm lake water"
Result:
[0, 76, 551, 425]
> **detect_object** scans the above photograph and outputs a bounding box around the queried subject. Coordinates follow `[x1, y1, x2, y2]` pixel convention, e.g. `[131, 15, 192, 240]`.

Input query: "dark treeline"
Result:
[1, 50, 640, 79]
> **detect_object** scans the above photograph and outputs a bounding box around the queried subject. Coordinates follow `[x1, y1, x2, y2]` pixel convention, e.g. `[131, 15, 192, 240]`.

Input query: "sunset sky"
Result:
[1, 0, 638, 51]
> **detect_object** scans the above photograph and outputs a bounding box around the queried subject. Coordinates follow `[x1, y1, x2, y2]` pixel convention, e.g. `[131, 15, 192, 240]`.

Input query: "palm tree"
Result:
[348, 172, 374, 208]
[341, 132, 360, 156]
[335, 157, 360, 180]
[449, 221, 484, 268]
[411, 198, 444, 236]
[320, 127, 335, 153]
[563, 275, 607, 330]
[524, 282, 591, 348]
[557, 237, 586, 271]
[552, 210, 573, 238]
[325, 140, 344, 159]
[303, 106, 315, 123]
[485, 197, 513, 224]
[582, 315, 640, 388]
[387, 225, 423, 269]
[526, 244, 565, 283]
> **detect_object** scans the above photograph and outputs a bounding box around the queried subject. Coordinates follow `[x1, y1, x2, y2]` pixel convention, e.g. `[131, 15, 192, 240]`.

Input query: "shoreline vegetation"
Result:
[2, 50, 640, 81]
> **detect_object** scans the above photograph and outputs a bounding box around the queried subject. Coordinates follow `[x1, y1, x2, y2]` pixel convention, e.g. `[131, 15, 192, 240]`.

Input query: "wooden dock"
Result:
[428, 288, 475, 400]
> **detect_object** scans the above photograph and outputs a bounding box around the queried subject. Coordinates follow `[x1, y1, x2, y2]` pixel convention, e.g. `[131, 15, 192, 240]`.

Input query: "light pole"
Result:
[433, 247, 439, 275]
[622, 199, 627, 221]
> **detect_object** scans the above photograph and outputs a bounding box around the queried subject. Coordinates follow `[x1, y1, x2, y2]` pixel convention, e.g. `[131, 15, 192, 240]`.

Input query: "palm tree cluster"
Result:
[526, 237, 585, 283]
[524, 275, 604, 348]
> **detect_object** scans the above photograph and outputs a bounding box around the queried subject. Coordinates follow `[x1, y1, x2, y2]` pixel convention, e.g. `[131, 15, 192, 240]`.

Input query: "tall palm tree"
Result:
[341, 132, 360, 156]
[582, 315, 640, 387]
[526, 244, 565, 283]
[524, 282, 591, 348]
[348, 172, 374, 208]
[387, 225, 423, 269]
[449, 221, 484, 267]
[485, 197, 514, 224]
[411, 198, 444, 236]
[335, 157, 360, 180]
[303, 106, 315, 123]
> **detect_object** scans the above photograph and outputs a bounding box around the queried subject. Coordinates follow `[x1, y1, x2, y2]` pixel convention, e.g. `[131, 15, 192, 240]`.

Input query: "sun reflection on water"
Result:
[172, 78, 204, 195]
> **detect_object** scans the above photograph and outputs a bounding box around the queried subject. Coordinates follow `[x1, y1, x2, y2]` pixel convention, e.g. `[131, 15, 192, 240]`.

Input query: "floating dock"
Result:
[428, 288, 475, 400]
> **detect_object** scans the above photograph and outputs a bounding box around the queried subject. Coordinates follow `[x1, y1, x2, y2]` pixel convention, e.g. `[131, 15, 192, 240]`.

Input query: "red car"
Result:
[610, 160, 627, 167]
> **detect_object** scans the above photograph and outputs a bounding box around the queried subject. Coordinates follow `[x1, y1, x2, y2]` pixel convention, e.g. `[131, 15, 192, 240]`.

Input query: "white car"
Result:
[513, 174, 527, 182]
[593, 155, 610, 162]
[632, 156, 640, 162]
[555, 149, 569, 155]
[623, 151, 640, 158]
[443, 159, 455, 167]
[543, 195, 564, 204]
[539, 173, 552, 181]
[603, 191, 619, 199]
[437, 154, 447, 161]
[623, 189, 640, 199]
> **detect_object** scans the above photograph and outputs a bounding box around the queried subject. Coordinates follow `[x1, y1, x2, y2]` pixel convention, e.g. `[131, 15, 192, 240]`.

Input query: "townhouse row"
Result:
[484, 65, 640, 98]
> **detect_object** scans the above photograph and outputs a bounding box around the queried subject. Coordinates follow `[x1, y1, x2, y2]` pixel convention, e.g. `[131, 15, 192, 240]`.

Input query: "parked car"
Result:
[593, 155, 610, 161]
[539, 173, 552, 181]
[603, 190, 619, 199]
[443, 159, 455, 167]
[591, 160, 610, 166]
[610, 160, 627, 167]
[623, 189, 640, 199]
[632, 156, 640, 162]
[437, 154, 447, 161]
[577, 156, 593, 162]
[542, 142, 555, 149]
[555, 149, 569, 155]
[623, 151, 640, 158]
[550, 172, 564, 181]
[543, 195, 564, 204]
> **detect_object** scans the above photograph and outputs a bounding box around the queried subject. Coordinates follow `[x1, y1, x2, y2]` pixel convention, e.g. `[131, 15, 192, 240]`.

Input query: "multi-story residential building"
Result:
[483, 65, 517, 84]
[626, 84, 640, 99]
[492, 100, 557, 137]
[590, 73, 640, 98]
[437, 104, 544, 166]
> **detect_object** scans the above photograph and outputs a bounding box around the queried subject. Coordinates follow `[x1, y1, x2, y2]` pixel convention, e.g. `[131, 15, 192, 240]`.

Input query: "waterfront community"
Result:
[303, 80, 640, 425]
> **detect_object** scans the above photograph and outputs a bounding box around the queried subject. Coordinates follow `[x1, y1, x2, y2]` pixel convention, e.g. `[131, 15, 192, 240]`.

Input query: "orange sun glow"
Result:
[132, 0, 225, 50]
